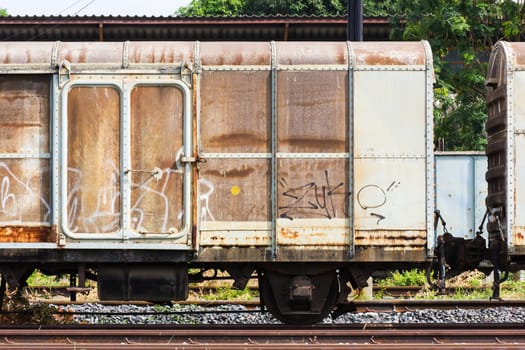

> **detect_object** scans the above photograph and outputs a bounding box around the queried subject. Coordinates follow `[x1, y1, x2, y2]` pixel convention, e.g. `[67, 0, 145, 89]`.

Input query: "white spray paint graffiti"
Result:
[67, 160, 185, 235]
[0, 162, 51, 224]
[198, 178, 215, 222]
[67, 161, 121, 233]
[130, 167, 182, 233]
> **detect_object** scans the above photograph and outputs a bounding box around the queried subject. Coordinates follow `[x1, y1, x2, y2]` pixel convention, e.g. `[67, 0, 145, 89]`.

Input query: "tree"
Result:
[176, 0, 348, 16]
[389, 0, 524, 151]
[177, 0, 244, 16]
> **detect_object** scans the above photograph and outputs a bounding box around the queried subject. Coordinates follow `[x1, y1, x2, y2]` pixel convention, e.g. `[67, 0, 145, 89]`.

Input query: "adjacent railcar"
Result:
[486, 42, 525, 267]
[0, 41, 434, 324]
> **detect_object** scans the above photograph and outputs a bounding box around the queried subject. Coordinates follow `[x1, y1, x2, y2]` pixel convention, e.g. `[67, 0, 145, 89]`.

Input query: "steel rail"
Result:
[0, 324, 523, 349]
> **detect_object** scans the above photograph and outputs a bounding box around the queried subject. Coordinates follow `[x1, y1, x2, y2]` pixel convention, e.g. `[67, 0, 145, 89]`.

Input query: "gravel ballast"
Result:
[58, 303, 525, 325]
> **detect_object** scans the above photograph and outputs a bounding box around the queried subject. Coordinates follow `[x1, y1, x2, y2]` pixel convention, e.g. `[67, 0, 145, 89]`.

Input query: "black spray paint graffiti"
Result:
[279, 173, 399, 223]
[356, 181, 400, 224]
[279, 170, 351, 220]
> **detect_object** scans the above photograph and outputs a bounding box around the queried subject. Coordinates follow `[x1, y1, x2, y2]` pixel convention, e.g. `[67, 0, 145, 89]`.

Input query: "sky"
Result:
[2, 0, 192, 16]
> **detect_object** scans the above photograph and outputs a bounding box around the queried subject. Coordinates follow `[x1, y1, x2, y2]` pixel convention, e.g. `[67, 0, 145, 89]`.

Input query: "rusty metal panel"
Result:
[352, 41, 426, 66]
[0, 42, 55, 65]
[276, 158, 349, 246]
[127, 42, 195, 64]
[355, 230, 426, 247]
[200, 71, 270, 153]
[0, 75, 51, 242]
[200, 42, 271, 66]
[0, 159, 50, 224]
[0, 76, 49, 153]
[130, 85, 184, 234]
[277, 71, 348, 153]
[198, 158, 270, 224]
[277, 218, 348, 246]
[277, 158, 349, 220]
[58, 42, 124, 64]
[199, 221, 271, 247]
[276, 42, 348, 65]
[67, 86, 120, 234]
[505, 42, 525, 67]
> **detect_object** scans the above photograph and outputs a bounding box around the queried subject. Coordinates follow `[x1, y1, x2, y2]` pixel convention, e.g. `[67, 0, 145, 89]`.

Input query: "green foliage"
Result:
[177, 0, 244, 16]
[379, 269, 427, 286]
[0, 8, 7, 16]
[177, 0, 348, 16]
[242, 0, 346, 16]
[389, 0, 524, 150]
[26, 270, 69, 287]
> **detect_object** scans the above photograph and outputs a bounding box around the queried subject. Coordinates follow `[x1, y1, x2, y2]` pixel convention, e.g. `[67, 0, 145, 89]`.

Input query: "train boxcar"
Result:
[0, 41, 434, 324]
[486, 42, 525, 272]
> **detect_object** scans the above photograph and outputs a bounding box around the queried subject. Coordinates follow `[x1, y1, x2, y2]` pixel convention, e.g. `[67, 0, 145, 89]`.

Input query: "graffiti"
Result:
[0, 162, 51, 223]
[130, 168, 181, 234]
[67, 162, 121, 233]
[198, 178, 216, 222]
[67, 160, 185, 235]
[357, 180, 400, 223]
[356, 185, 386, 210]
[279, 170, 351, 220]
[279, 171, 399, 224]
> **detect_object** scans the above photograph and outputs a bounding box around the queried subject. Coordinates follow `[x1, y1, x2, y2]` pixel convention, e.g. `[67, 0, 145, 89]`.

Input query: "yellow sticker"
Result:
[231, 185, 241, 196]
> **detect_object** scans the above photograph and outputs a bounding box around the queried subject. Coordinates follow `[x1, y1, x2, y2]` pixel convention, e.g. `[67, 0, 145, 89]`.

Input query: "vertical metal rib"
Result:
[422, 40, 435, 257]
[271, 41, 277, 260]
[346, 41, 355, 259]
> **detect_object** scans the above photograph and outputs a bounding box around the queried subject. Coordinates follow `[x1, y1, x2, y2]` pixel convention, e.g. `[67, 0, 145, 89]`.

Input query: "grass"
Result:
[26, 270, 70, 287]
[375, 269, 525, 300]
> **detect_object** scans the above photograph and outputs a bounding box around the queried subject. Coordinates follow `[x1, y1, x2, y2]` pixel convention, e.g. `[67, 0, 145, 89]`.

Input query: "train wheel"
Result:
[258, 268, 339, 324]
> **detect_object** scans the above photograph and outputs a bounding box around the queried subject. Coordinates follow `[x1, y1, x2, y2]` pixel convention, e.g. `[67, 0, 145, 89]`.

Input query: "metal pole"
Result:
[347, 0, 363, 41]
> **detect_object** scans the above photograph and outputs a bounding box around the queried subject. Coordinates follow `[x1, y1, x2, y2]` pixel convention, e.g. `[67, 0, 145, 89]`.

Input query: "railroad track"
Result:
[0, 323, 523, 349]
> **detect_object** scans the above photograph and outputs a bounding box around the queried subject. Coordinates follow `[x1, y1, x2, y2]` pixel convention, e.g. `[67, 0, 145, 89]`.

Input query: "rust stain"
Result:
[200, 42, 271, 66]
[279, 227, 299, 240]
[0, 226, 55, 243]
[352, 43, 425, 66]
[203, 164, 255, 178]
[355, 230, 426, 247]
[280, 137, 346, 150]
[515, 230, 525, 245]
[207, 133, 267, 149]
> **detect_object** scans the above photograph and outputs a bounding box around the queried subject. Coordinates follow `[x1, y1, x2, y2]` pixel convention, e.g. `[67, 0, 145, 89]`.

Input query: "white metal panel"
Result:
[353, 158, 426, 229]
[513, 72, 525, 244]
[353, 69, 427, 234]
[353, 70, 426, 157]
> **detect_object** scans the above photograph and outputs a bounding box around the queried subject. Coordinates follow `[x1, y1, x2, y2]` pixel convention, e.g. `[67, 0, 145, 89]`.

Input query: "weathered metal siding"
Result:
[129, 86, 185, 234]
[67, 86, 121, 234]
[0, 41, 433, 262]
[197, 41, 433, 262]
[198, 43, 272, 249]
[0, 75, 52, 242]
[353, 69, 427, 252]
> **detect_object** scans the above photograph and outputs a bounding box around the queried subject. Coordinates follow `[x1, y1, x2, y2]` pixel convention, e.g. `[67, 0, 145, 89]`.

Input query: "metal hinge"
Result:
[58, 60, 71, 88]
[181, 156, 197, 163]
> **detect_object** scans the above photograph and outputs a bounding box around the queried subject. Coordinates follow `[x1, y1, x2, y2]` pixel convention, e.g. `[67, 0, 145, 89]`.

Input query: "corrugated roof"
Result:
[0, 15, 390, 41]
